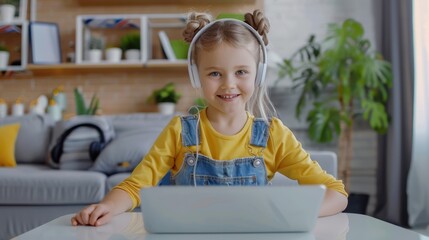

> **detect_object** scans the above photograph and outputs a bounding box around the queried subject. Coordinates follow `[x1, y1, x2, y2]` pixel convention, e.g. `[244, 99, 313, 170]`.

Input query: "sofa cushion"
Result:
[0, 114, 53, 164]
[90, 129, 160, 175]
[89, 113, 174, 175]
[106, 173, 131, 192]
[0, 123, 20, 167]
[107, 113, 173, 136]
[0, 164, 106, 205]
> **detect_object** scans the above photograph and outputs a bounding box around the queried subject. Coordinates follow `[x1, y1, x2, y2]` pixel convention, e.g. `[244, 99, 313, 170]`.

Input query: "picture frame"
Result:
[29, 22, 62, 64]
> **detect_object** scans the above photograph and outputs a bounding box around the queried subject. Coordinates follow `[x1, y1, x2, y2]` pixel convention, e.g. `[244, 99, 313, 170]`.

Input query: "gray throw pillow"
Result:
[89, 130, 160, 175]
[0, 114, 54, 164]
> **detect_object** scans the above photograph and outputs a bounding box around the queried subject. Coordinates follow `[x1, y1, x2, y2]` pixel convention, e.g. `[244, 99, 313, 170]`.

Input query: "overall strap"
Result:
[180, 115, 200, 147]
[250, 118, 270, 148]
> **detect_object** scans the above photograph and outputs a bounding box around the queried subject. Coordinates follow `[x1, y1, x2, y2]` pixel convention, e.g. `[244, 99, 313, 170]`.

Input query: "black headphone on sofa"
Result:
[50, 123, 107, 163]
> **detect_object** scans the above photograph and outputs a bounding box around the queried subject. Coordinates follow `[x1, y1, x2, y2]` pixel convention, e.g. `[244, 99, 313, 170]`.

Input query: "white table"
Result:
[12, 212, 429, 240]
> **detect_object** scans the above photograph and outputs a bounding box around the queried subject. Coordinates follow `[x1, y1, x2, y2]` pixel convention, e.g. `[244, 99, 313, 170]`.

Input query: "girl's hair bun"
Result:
[183, 12, 213, 43]
[244, 10, 270, 45]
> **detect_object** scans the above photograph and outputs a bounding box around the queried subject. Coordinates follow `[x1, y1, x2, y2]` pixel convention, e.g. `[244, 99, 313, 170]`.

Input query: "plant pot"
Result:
[157, 102, 175, 115]
[344, 193, 369, 214]
[105, 48, 122, 62]
[88, 49, 102, 63]
[125, 49, 140, 61]
[0, 4, 16, 22]
[0, 51, 9, 69]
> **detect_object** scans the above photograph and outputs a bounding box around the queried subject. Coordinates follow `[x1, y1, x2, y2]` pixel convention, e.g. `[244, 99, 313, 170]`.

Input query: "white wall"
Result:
[264, 0, 377, 86]
[264, 0, 378, 214]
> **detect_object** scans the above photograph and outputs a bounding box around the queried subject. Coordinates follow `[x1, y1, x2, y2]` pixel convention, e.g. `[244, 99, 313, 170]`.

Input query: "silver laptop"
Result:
[140, 185, 326, 233]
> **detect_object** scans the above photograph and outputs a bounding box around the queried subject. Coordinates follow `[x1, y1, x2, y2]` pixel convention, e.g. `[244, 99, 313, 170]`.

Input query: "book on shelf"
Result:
[158, 31, 176, 61]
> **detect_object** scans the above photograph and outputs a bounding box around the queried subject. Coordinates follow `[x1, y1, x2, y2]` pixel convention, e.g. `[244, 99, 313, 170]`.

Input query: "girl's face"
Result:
[197, 42, 258, 116]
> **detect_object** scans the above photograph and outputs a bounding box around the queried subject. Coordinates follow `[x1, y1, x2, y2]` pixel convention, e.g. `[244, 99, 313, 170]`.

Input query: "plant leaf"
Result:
[74, 88, 87, 115]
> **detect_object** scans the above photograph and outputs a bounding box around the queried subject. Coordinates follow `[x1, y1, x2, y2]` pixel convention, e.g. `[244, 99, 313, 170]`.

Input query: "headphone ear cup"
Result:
[89, 141, 104, 161]
[50, 145, 62, 164]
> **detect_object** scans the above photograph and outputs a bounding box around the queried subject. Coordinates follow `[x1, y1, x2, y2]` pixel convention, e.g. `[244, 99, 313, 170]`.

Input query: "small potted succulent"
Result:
[0, 0, 17, 22]
[147, 83, 181, 115]
[120, 32, 140, 61]
[88, 36, 104, 63]
[0, 43, 9, 69]
[105, 44, 122, 63]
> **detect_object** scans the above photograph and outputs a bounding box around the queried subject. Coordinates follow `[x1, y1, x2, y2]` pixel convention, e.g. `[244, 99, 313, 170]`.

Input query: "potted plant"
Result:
[147, 82, 181, 115]
[188, 97, 207, 115]
[120, 32, 140, 61]
[88, 36, 104, 63]
[0, 0, 17, 22]
[105, 44, 122, 63]
[0, 43, 9, 69]
[277, 19, 392, 210]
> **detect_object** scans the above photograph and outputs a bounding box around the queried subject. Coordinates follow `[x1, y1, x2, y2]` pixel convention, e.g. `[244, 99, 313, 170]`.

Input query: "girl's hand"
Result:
[70, 189, 133, 227]
[71, 203, 113, 226]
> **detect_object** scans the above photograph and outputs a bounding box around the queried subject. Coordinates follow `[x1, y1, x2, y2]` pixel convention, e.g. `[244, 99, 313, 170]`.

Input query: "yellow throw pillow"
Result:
[0, 123, 21, 167]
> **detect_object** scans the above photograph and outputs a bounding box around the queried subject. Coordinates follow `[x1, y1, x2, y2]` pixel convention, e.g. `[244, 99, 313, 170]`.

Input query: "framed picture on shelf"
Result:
[29, 22, 62, 64]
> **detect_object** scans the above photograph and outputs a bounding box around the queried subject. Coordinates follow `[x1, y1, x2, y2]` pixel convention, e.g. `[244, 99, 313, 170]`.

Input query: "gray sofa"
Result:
[0, 113, 338, 239]
[0, 113, 173, 239]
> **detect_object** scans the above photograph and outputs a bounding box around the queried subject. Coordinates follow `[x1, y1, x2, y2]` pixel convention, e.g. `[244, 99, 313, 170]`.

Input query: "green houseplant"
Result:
[88, 36, 104, 63]
[148, 83, 181, 114]
[120, 32, 140, 51]
[120, 32, 140, 60]
[277, 19, 392, 191]
[74, 88, 100, 115]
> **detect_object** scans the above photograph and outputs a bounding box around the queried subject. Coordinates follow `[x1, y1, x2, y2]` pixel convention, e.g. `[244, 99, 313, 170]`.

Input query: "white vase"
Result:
[88, 49, 102, 63]
[47, 104, 62, 121]
[125, 49, 140, 61]
[157, 102, 176, 115]
[0, 102, 7, 118]
[12, 103, 24, 116]
[0, 51, 9, 69]
[0, 4, 16, 22]
[105, 48, 122, 62]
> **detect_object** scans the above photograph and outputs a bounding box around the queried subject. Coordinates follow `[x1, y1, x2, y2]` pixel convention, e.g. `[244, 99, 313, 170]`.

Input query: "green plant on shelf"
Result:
[147, 83, 181, 104]
[0, 0, 19, 6]
[188, 98, 207, 115]
[0, 43, 8, 52]
[74, 88, 100, 115]
[89, 36, 104, 50]
[120, 32, 140, 51]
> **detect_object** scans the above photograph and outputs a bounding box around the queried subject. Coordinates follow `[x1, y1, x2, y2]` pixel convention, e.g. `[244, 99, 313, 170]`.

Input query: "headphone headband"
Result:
[187, 18, 268, 89]
[58, 123, 106, 144]
[51, 123, 106, 164]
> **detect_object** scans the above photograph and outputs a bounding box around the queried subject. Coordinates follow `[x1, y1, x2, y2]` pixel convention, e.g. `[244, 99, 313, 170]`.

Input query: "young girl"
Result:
[71, 10, 348, 227]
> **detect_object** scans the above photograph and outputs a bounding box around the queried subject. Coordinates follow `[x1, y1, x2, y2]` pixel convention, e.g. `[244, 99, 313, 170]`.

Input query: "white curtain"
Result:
[407, 0, 429, 228]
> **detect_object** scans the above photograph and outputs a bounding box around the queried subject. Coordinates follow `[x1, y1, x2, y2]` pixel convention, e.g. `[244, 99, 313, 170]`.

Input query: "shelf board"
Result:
[144, 60, 187, 68]
[76, 0, 256, 6]
[26, 61, 188, 75]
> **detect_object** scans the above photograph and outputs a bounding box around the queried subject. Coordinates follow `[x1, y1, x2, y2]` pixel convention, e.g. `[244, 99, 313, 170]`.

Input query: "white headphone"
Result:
[187, 18, 268, 89]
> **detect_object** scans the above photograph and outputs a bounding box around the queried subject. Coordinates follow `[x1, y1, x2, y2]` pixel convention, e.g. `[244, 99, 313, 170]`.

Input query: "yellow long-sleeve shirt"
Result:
[115, 110, 347, 209]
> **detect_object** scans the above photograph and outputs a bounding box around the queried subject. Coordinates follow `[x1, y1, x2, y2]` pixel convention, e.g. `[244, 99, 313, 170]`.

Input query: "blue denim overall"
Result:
[159, 115, 270, 186]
